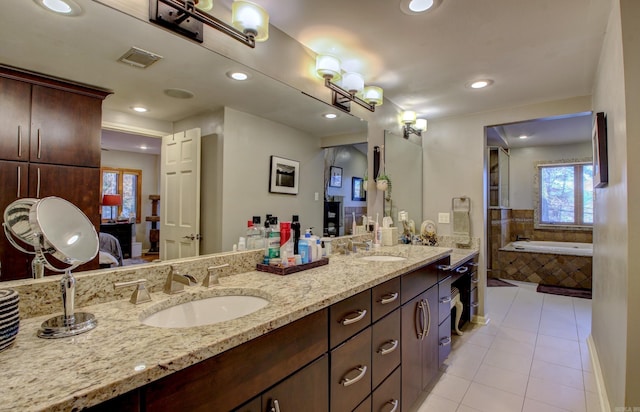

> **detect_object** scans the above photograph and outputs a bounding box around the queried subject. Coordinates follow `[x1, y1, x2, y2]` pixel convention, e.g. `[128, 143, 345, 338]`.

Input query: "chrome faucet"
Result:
[349, 240, 371, 253]
[334, 241, 350, 255]
[164, 266, 198, 295]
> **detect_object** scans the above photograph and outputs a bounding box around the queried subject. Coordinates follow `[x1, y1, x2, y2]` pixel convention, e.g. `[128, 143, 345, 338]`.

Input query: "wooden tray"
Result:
[256, 258, 329, 275]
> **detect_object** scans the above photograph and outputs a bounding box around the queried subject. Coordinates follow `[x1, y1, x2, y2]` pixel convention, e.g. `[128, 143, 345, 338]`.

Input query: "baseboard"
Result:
[587, 334, 611, 412]
[472, 314, 490, 325]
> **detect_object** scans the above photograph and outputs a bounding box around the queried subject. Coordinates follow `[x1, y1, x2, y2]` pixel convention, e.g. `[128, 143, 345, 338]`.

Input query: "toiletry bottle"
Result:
[321, 237, 332, 256]
[316, 238, 323, 260]
[246, 219, 261, 249]
[304, 230, 316, 262]
[279, 221, 293, 265]
[263, 220, 272, 264]
[267, 216, 281, 259]
[298, 236, 309, 264]
[352, 212, 357, 235]
[291, 215, 301, 255]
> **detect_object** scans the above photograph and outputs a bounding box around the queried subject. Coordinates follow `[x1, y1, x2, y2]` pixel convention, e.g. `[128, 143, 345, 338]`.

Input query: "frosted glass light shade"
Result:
[342, 72, 364, 94]
[195, 0, 213, 11]
[402, 110, 417, 124]
[363, 86, 383, 106]
[232, 0, 269, 42]
[415, 118, 428, 131]
[316, 55, 341, 80]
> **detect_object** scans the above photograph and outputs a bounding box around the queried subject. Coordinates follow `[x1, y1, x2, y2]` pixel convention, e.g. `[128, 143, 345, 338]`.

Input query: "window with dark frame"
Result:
[101, 167, 142, 223]
[538, 162, 593, 226]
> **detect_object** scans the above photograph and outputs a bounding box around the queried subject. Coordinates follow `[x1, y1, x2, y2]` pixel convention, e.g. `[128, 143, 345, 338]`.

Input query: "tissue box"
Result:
[381, 227, 398, 246]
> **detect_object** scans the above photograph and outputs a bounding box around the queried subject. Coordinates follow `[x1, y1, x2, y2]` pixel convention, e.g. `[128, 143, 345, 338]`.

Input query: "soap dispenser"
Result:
[291, 215, 301, 255]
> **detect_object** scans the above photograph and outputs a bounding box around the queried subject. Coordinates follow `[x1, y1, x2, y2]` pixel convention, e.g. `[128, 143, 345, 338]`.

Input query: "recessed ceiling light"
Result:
[467, 79, 494, 89]
[132, 106, 148, 113]
[34, 0, 82, 16]
[164, 88, 195, 99]
[400, 0, 441, 15]
[519, 135, 528, 139]
[227, 71, 250, 81]
[324, 113, 338, 119]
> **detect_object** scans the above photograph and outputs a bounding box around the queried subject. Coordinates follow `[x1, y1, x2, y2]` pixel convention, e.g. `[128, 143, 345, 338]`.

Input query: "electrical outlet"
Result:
[438, 212, 450, 224]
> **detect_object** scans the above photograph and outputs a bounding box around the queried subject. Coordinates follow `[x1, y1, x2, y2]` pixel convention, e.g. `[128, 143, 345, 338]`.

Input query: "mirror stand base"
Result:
[37, 312, 97, 339]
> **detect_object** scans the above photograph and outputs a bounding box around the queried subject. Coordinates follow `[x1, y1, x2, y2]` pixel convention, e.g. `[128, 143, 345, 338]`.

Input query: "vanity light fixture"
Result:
[402, 110, 427, 138]
[150, 0, 269, 48]
[315, 54, 383, 113]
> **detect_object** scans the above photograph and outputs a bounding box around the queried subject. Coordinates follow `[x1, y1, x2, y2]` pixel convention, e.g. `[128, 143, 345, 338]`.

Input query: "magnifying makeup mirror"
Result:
[3, 197, 99, 338]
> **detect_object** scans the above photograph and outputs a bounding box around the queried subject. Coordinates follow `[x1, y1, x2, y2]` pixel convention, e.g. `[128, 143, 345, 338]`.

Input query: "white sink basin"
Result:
[141, 295, 269, 328]
[359, 255, 406, 262]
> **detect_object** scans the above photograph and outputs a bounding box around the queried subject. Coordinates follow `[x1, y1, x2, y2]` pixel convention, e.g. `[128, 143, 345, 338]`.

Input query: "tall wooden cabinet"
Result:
[0, 65, 110, 281]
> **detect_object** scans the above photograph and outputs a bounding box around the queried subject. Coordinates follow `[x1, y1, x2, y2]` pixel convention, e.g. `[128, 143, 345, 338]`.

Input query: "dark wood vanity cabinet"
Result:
[0, 66, 109, 280]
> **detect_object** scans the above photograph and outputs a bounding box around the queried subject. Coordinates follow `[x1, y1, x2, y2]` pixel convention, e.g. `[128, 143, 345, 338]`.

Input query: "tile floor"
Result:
[414, 280, 601, 412]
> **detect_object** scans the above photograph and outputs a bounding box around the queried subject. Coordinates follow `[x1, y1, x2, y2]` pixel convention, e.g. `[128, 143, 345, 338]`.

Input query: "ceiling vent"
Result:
[117, 47, 162, 69]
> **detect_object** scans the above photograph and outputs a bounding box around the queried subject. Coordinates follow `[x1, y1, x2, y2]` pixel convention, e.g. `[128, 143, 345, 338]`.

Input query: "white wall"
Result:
[592, 0, 640, 408]
[509, 142, 593, 209]
[220, 107, 325, 251]
[424, 96, 592, 322]
[100, 149, 160, 250]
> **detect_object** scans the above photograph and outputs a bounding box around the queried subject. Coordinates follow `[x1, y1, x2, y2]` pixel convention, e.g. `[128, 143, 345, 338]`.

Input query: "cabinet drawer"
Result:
[261, 355, 329, 412]
[372, 366, 401, 412]
[330, 289, 372, 349]
[330, 327, 372, 412]
[372, 277, 400, 322]
[372, 309, 401, 389]
[438, 277, 452, 325]
[438, 315, 452, 366]
[401, 258, 446, 304]
[470, 286, 479, 319]
[353, 396, 372, 412]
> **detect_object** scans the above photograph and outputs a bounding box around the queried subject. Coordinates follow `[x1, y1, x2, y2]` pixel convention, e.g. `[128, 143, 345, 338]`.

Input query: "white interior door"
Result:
[160, 128, 201, 260]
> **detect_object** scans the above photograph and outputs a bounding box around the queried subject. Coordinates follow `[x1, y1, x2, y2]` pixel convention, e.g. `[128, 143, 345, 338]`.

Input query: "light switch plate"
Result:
[438, 212, 450, 224]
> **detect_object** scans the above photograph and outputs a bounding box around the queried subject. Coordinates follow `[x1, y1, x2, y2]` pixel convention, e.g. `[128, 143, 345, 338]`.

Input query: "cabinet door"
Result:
[30, 85, 102, 167]
[401, 293, 423, 409]
[0, 77, 31, 162]
[28, 163, 100, 273]
[422, 285, 439, 388]
[0, 160, 30, 281]
[262, 355, 328, 412]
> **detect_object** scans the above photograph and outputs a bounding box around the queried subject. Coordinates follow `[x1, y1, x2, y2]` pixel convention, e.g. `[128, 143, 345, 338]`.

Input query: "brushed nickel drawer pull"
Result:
[37, 129, 42, 159]
[379, 292, 398, 305]
[270, 399, 280, 412]
[471, 302, 479, 308]
[17, 126, 22, 157]
[36, 167, 41, 198]
[456, 266, 469, 274]
[16, 166, 21, 197]
[341, 309, 367, 325]
[439, 336, 452, 346]
[417, 300, 427, 340]
[377, 339, 399, 355]
[340, 365, 367, 387]
[424, 298, 431, 338]
[383, 399, 399, 412]
[439, 296, 452, 304]
[471, 277, 479, 284]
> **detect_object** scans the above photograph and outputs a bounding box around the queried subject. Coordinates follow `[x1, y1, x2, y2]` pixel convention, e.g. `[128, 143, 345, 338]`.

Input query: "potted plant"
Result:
[376, 173, 391, 192]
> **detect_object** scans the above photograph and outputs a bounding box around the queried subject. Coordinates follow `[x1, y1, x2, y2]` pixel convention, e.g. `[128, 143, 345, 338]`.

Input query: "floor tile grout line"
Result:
[521, 285, 544, 412]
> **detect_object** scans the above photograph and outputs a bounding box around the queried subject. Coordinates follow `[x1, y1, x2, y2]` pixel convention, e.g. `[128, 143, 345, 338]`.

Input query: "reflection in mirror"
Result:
[0, 0, 368, 280]
[383, 130, 423, 225]
[323, 144, 368, 236]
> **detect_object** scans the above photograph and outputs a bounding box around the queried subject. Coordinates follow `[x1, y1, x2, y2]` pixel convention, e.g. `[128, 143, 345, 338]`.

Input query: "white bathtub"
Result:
[500, 240, 593, 257]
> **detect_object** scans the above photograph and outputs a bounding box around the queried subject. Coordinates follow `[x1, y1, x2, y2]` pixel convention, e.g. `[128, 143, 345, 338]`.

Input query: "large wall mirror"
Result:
[0, 0, 367, 280]
[383, 130, 423, 225]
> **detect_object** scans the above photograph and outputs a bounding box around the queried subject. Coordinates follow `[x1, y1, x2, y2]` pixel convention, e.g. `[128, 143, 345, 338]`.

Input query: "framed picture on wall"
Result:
[269, 156, 299, 194]
[593, 111, 608, 188]
[329, 166, 343, 188]
[352, 177, 366, 201]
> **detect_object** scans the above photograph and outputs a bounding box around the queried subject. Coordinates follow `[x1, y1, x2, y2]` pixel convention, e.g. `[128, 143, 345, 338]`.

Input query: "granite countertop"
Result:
[0, 245, 478, 411]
